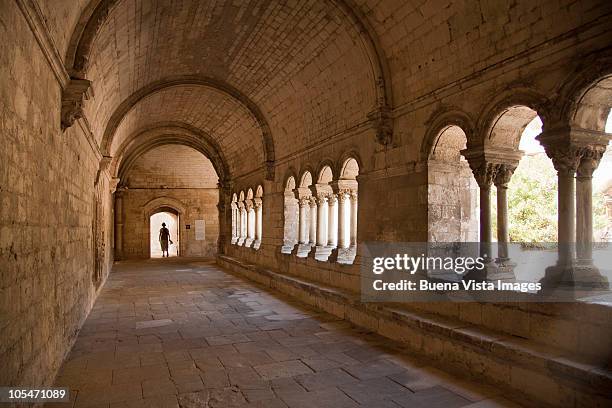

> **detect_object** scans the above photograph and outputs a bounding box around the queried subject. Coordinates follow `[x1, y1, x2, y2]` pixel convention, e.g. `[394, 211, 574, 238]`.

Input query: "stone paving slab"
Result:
[47, 259, 522, 408]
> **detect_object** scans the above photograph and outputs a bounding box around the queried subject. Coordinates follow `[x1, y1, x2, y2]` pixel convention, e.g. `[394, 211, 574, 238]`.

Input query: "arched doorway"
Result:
[150, 207, 180, 258]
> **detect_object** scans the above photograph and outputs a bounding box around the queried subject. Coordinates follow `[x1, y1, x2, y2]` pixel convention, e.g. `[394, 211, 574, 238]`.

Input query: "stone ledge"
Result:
[218, 254, 612, 407]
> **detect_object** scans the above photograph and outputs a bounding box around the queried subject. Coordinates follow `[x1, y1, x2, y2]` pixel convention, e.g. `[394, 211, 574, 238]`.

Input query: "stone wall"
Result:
[0, 0, 113, 387]
[222, 0, 612, 362]
[119, 145, 220, 259]
[120, 189, 219, 259]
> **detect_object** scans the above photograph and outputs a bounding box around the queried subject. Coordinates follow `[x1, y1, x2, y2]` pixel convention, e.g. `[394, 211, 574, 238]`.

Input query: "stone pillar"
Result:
[316, 195, 328, 247]
[327, 195, 338, 248]
[237, 203, 246, 246]
[350, 191, 358, 248]
[536, 126, 610, 286]
[231, 203, 238, 244]
[298, 198, 309, 244]
[309, 197, 318, 247]
[216, 182, 232, 255]
[474, 163, 497, 259]
[253, 198, 262, 250]
[337, 191, 349, 249]
[114, 190, 124, 260]
[494, 165, 516, 262]
[462, 147, 523, 263]
[293, 187, 313, 257]
[245, 201, 255, 247]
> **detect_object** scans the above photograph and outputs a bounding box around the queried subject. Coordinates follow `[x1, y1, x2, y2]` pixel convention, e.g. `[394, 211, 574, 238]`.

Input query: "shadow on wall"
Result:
[150, 211, 179, 257]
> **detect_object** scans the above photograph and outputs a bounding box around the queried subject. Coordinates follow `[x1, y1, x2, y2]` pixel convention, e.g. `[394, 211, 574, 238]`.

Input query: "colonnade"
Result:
[461, 125, 610, 282]
[231, 196, 263, 250]
[294, 181, 358, 263]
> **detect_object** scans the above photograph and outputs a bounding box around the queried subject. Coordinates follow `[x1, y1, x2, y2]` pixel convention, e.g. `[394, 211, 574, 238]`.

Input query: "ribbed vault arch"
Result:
[114, 122, 229, 185]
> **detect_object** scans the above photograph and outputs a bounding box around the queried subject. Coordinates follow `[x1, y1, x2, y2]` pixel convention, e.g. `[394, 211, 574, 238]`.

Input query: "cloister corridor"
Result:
[2, 0, 611, 407]
[47, 259, 516, 408]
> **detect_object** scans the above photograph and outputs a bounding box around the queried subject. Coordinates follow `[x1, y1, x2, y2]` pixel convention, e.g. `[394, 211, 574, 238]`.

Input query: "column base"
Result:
[314, 245, 333, 262]
[253, 239, 261, 250]
[237, 237, 245, 246]
[281, 242, 297, 254]
[244, 238, 254, 247]
[540, 263, 609, 289]
[336, 246, 357, 264]
[296, 243, 313, 258]
[487, 261, 516, 281]
[231, 237, 238, 245]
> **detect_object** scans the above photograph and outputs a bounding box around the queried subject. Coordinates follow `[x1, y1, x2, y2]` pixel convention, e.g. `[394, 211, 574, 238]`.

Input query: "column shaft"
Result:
[309, 200, 317, 246]
[337, 193, 348, 248]
[298, 200, 308, 244]
[328, 196, 338, 247]
[496, 185, 509, 260]
[317, 197, 328, 247]
[350, 192, 358, 247]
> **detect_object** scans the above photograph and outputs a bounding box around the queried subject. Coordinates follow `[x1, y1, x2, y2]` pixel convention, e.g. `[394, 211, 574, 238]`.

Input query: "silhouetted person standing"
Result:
[159, 222, 173, 257]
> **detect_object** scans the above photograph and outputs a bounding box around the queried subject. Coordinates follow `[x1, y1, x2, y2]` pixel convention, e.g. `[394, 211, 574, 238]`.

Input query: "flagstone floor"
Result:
[47, 258, 522, 408]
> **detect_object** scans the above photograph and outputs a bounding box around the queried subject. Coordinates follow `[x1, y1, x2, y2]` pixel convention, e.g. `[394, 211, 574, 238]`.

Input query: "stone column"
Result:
[298, 198, 309, 244]
[474, 162, 498, 259]
[462, 147, 522, 263]
[316, 195, 328, 247]
[309, 197, 318, 247]
[114, 190, 124, 260]
[230, 203, 238, 244]
[293, 187, 313, 257]
[237, 203, 246, 246]
[337, 191, 350, 249]
[253, 198, 262, 249]
[575, 145, 606, 262]
[327, 194, 338, 248]
[245, 201, 255, 247]
[350, 191, 358, 248]
[494, 165, 516, 262]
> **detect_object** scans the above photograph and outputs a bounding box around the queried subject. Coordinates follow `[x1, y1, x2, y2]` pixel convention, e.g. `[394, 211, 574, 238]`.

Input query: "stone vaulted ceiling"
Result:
[62, 0, 387, 179]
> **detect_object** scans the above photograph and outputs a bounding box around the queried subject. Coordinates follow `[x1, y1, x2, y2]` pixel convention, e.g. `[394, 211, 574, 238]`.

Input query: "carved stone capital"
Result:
[537, 125, 611, 177]
[315, 194, 328, 205]
[327, 194, 337, 205]
[367, 105, 394, 146]
[254, 197, 262, 208]
[494, 164, 517, 188]
[461, 147, 523, 188]
[61, 78, 91, 131]
[577, 145, 606, 179]
[330, 179, 358, 195]
[543, 144, 583, 176]
[299, 197, 311, 207]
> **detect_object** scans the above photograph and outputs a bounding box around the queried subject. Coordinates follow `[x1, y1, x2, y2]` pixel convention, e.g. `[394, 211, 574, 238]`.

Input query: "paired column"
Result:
[538, 128, 609, 266]
[237, 203, 246, 245]
[462, 147, 523, 264]
[298, 198, 310, 244]
[316, 195, 328, 247]
[330, 180, 358, 264]
[309, 197, 318, 247]
[231, 203, 238, 244]
[294, 187, 314, 257]
[245, 200, 255, 247]
[337, 191, 350, 249]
